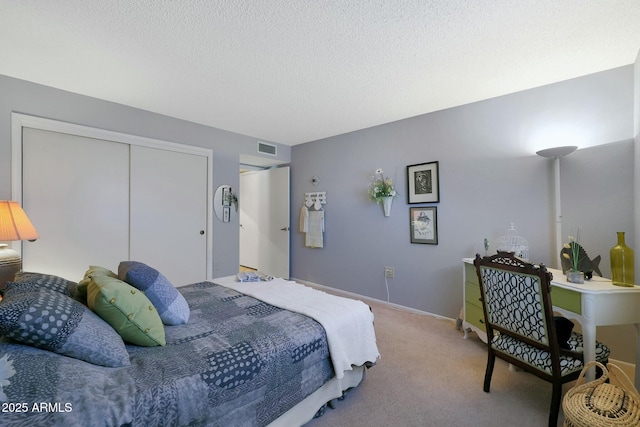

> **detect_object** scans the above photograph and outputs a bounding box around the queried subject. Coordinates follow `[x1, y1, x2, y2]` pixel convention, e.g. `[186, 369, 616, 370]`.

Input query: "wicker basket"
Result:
[562, 361, 640, 426]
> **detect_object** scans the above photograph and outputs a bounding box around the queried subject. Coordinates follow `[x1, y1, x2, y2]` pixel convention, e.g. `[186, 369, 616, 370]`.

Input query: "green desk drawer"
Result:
[464, 262, 485, 331]
[465, 262, 478, 285]
[465, 301, 486, 332]
[552, 286, 581, 315]
[465, 281, 481, 306]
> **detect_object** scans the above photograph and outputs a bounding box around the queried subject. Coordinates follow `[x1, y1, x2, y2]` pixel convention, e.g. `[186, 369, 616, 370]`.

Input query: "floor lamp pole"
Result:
[553, 157, 562, 269]
[536, 146, 578, 269]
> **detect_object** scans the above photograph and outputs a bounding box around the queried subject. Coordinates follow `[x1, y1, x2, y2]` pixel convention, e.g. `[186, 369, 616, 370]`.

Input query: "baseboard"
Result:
[291, 277, 456, 323]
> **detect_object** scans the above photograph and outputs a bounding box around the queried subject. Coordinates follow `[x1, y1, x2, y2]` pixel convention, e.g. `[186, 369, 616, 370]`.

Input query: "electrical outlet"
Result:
[384, 266, 394, 278]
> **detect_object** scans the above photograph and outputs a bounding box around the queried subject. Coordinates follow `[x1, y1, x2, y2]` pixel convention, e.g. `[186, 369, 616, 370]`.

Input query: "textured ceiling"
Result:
[1, 1, 640, 146]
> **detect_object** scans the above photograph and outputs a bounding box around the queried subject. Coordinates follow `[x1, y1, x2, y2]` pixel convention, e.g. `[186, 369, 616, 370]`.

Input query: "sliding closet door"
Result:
[129, 145, 208, 286]
[21, 128, 130, 281]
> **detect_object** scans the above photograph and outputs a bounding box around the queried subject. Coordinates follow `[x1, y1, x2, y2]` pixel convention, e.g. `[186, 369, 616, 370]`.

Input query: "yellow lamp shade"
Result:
[0, 201, 39, 241]
[0, 201, 38, 287]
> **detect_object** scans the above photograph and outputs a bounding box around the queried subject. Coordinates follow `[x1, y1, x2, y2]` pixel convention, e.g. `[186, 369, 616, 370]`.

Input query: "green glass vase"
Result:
[610, 231, 634, 287]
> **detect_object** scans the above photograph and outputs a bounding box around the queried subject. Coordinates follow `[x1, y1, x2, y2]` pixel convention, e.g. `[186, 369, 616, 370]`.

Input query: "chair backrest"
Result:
[474, 252, 560, 357]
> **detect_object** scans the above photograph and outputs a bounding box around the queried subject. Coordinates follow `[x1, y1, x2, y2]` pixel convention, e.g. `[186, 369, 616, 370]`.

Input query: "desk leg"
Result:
[582, 294, 597, 382]
[635, 323, 640, 390]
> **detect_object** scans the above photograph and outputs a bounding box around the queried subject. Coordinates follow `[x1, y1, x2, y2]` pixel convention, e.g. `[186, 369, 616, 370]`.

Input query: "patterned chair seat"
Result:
[492, 332, 610, 376]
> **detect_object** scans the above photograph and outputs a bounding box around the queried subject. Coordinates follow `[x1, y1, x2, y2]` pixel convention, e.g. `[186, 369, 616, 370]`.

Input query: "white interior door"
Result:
[21, 128, 130, 281]
[130, 145, 208, 286]
[239, 172, 259, 269]
[239, 167, 290, 278]
[261, 167, 290, 279]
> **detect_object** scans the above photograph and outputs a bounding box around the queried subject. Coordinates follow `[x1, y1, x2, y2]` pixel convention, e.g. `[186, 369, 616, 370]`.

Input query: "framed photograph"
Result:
[407, 161, 439, 203]
[410, 206, 438, 244]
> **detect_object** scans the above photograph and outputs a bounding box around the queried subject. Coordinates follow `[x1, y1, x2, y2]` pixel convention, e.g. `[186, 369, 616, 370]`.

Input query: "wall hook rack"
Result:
[304, 191, 326, 207]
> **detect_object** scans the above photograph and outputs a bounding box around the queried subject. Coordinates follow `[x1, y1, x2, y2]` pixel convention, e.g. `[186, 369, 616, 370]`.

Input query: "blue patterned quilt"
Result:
[0, 281, 334, 426]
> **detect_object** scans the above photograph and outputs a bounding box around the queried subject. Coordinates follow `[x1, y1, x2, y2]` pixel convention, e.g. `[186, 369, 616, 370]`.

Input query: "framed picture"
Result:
[410, 206, 437, 244]
[407, 161, 439, 204]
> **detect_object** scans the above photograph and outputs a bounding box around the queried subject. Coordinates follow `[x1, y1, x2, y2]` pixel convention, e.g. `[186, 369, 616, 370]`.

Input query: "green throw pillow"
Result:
[85, 273, 165, 346]
[75, 266, 118, 304]
[86, 265, 118, 278]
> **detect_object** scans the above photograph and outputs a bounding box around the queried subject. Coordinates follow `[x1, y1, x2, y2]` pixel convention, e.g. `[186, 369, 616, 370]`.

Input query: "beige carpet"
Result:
[304, 296, 571, 427]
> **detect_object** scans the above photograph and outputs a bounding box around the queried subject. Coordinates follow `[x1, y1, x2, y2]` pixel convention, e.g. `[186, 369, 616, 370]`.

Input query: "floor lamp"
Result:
[536, 146, 577, 269]
[0, 200, 39, 288]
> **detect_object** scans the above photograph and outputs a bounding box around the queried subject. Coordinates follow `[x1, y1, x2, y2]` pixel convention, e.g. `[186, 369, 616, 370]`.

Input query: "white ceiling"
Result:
[1, 1, 640, 146]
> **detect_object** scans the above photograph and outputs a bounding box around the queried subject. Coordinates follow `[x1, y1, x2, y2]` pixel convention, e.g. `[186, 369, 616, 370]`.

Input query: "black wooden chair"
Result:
[474, 252, 610, 427]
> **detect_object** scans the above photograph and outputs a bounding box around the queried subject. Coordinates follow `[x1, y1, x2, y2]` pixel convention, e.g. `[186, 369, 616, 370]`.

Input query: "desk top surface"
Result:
[463, 258, 640, 294]
[546, 267, 640, 294]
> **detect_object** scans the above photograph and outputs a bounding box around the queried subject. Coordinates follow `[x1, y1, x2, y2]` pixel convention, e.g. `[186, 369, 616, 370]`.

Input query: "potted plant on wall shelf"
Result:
[369, 168, 396, 217]
[225, 189, 238, 212]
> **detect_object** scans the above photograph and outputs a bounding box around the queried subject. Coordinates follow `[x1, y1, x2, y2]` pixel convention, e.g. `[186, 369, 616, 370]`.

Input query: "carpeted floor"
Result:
[304, 295, 570, 427]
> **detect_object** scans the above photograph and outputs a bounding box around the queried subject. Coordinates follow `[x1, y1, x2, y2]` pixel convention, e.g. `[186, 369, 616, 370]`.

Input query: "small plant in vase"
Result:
[368, 168, 396, 217]
[560, 229, 602, 283]
[562, 232, 585, 284]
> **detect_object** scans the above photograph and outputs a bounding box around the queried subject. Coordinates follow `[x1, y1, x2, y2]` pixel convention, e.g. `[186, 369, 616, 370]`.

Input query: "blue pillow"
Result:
[118, 261, 189, 325]
[0, 287, 130, 367]
[11, 271, 76, 296]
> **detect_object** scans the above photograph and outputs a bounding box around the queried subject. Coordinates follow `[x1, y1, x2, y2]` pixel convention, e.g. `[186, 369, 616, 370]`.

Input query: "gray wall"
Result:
[0, 75, 291, 279]
[291, 65, 636, 362]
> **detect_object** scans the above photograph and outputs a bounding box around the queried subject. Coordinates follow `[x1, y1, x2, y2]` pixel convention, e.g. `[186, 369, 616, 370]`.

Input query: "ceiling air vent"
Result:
[257, 141, 277, 156]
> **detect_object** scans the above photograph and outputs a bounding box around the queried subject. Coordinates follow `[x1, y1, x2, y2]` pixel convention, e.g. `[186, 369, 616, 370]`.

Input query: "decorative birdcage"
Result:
[495, 223, 529, 260]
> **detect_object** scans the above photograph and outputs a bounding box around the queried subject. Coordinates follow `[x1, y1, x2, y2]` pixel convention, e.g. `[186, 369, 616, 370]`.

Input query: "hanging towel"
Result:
[305, 210, 324, 248]
[299, 205, 309, 233]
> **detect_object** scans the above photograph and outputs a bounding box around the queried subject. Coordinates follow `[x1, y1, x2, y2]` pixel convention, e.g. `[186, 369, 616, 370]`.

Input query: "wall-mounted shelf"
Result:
[305, 191, 326, 208]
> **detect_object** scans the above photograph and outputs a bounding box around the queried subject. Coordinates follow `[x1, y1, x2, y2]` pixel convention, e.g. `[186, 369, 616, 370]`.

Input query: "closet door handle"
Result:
[199, 230, 205, 235]
[280, 227, 290, 231]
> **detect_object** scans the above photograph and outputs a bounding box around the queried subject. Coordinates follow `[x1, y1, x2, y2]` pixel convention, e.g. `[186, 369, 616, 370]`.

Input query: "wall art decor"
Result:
[407, 161, 439, 203]
[410, 206, 437, 244]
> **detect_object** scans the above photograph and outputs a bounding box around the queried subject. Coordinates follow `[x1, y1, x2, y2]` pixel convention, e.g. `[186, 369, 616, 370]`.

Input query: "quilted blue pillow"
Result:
[118, 261, 190, 325]
[0, 287, 131, 367]
[11, 271, 76, 296]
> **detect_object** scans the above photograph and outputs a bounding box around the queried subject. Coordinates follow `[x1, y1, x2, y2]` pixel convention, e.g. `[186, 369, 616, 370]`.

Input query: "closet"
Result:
[14, 115, 212, 286]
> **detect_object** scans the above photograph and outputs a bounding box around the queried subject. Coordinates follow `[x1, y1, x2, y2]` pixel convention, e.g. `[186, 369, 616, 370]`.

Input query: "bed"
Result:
[0, 265, 379, 426]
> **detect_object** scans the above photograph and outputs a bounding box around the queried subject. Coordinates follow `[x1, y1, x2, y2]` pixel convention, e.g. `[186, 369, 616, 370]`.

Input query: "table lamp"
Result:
[0, 200, 39, 287]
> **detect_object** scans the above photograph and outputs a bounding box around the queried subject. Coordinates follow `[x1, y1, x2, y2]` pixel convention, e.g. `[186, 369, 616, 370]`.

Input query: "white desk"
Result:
[462, 259, 640, 387]
[546, 267, 640, 385]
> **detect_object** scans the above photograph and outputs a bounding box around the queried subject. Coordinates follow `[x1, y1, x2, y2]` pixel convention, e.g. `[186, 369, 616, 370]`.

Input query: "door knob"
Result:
[280, 227, 290, 231]
[200, 230, 205, 235]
